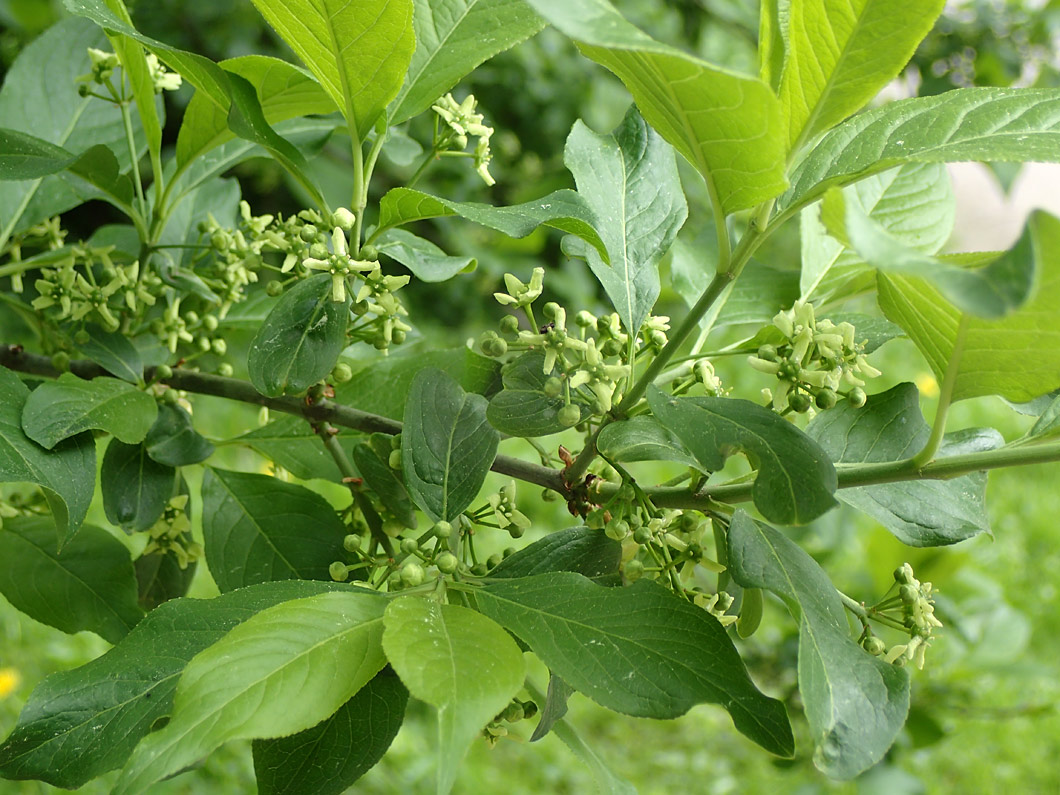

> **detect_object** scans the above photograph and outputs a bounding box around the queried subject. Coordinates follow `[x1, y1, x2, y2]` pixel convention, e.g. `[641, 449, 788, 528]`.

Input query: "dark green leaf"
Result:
[488, 526, 622, 582]
[101, 440, 174, 533]
[726, 510, 909, 779]
[0, 579, 354, 788]
[144, 403, 215, 466]
[597, 415, 700, 469]
[21, 373, 157, 448]
[135, 552, 197, 611]
[401, 368, 499, 522]
[806, 382, 1001, 546]
[248, 273, 350, 397]
[0, 516, 143, 644]
[253, 668, 408, 795]
[474, 572, 794, 757]
[0, 366, 95, 547]
[376, 228, 476, 282]
[76, 323, 143, 382]
[529, 672, 575, 742]
[231, 413, 360, 481]
[563, 105, 687, 334]
[0, 127, 84, 179]
[201, 467, 346, 592]
[351, 443, 417, 529]
[647, 387, 838, 525]
[486, 351, 593, 437]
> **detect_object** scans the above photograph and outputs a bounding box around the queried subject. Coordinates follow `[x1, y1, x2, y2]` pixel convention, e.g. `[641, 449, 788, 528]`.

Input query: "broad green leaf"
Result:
[474, 572, 794, 757]
[76, 323, 143, 382]
[0, 516, 143, 644]
[672, 251, 799, 330]
[135, 549, 197, 610]
[144, 403, 215, 466]
[248, 273, 350, 397]
[352, 443, 417, 529]
[382, 596, 524, 795]
[780, 0, 944, 150]
[401, 368, 499, 522]
[486, 351, 593, 437]
[0, 579, 349, 788]
[0, 366, 95, 547]
[175, 54, 338, 172]
[726, 510, 909, 779]
[248, 0, 414, 137]
[0, 128, 91, 179]
[376, 228, 476, 282]
[253, 669, 409, 795]
[489, 526, 622, 582]
[114, 590, 387, 794]
[647, 387, 837, 524]
[101, 440, 174, 533]
[877, 211, 1060, 402]
[390, 0, 544, 124]
[21, 372, 157, 448]
[157, 175, 240, 274]
[374, 186, 607, 259]
[231, 413, 361, 481]
[201, 467, 346, 592]
[597, 415, 700, 470]
[529, 672, 575, 742]
[806, 383, 1001, 546]
[780, 88, 1060, 215]
[563, 105, 687, 334]
[525, 0, 787, 215]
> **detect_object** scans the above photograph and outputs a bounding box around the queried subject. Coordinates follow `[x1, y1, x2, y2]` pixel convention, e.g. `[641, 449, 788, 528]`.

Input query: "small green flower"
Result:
[493, 267, 545, 308]
[146, 53, 182, 92]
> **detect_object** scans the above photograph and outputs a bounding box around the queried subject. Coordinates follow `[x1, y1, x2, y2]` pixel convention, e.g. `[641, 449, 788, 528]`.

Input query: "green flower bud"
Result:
[266, 280, 284, 297]
[162, 389, 180, 405]
[436, 551, 459, 574]
[499, 314, 520, 334]
[502, 702, 525, 722]
[522, 700, 539, 720]
[815, 388, 837, 410]
[211, 338, 227, 355]
[899, 583, 919, 604]
[601, 339, 623, 357]
[542, 301, 562, 320]
[360, 244, 379, 261]
[543, 376, 563, 398]
[432, 520, 453, 539]
[400, 562, 425, 586]
[331, 362, 354, 383]
[202, 314, 219, 332]
[392, 329, 407, 345]
[217, 363, 234, 377]
[470, 562, 489, 577]
[788, 392, 812, 413]
[388, 449, 403, 470]
[50, 351, 71, 372]
[74, 329, 91, 346]
[329, 561, 349, 582]
[185, 311, 200, 326]
[605, 518, 630, 541]
[155, 364, 173, 380]
[196, 336, 211, 353]
[633, 526, 652, 546]
[557, 403, 580, 428]
[848, 387, 867, 408]
[382, 518, 404, 537]
[862, 636, 887, 656]
[400, 538, 419, 555]
[623, 559, 645, 581]
[757, 344, 779, 362]
[487, 552, 503, 569]
[331, 207, 357, 231]
[343, 534, 362, 553]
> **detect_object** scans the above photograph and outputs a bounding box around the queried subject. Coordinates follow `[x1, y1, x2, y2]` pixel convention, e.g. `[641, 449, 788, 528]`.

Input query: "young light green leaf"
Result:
[474, 572, 794, 757]
[1028, 396, 1060, 440]
[231, 413, 361, 481]
[0, 366, 95, 547]
[351, 443, 417, 529]
[144, 403, 215, 466]
[597, 415, 700, 470]
[374, 186, 607, 259]
[781, 88, 1060, 215]
[488, 526, 622, 582]
[248, 0, 414, 137]
[248, 273, 350, 397]
[563, 105, 687, 334]
[486, 351, 593, 437]
[382, 596, 525, 795]
[201, 467, 347, 592]
[253, 669, 409, 795]
[0, 516, 143, 644]
[376, 228, 477, 282]
[390, 0, 544, 124]
[76, 323, 143, 382]
[402, 368, 499, 521]
[21, 372, 157, 448]
[525, 0, 787, 215]
[780, 0, 944, 150]
[877, 211, 1060, 402]
[0, 579, 351, 788]
[101, 440, 174, 533]
[758, 0, 787, 91]
[806, 383, 1000, 546]
[726, 510, 909, 779]
[647, 387, 838, 525]
[114, 590, 387, 795]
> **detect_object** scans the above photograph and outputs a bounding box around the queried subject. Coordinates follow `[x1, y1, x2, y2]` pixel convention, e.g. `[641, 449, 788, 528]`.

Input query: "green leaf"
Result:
[21, 372, 157, 448]
[374, 186, 608, 260]
[0, 127, 88, 179]
[351, 443, 417, 529]
[114, 590, 387, 794]
[489, 526, 622, 582]
[877, 211, 1060, 402]
[525, 0, 786, 215]
[781, 88, 1060, 215]
[201, 467, 346, 592]
[248, 273, 350, 397]
[382, 596, 525, 795]
[780, 0, 944, 150]
[101, 440, 174, 533]
[0, 516, 143, 644]
[486, 351, 593, 437]
[647, 387, 837, 524]
[726, 510, 909, 779]
[376, 228, 477, 282]
[231, 413, 361, 481]
[253, 668, 409, 795]
[248, 0, 414, 138]
[157, 175, 240, 273]
[0, 579, 350, 788]
[562, 105, 687, 334]
[144, 403, 215, 466]
[1028, 396, 1060, 440]
[529, 672, 575, 742]
[135, 550, 197, 610]
[806, 383, 1001, 546]
[76, 323, 143, 382]
[401, 368, 499, 522]
[390, 0, 544, 124]
[597, 415, 700, 470]
[473, 572, 794, 756]
[0, 366, 95, 547]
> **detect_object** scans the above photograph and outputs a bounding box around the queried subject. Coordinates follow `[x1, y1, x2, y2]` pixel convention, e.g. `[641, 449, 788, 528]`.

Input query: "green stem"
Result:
[911, 313, 970, 468]
[838, 591, 869, 623]
[119, 97, 148, 221]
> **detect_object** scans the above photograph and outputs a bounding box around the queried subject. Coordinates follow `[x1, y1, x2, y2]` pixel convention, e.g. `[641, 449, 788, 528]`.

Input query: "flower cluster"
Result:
[141, 495, 203, 569]
[487, 480, 531, 538]
[431, 92, 496, 186]
[76, 48, 181, 95]
[859, 562, 943, 669]
[748, 300, 880, 413]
